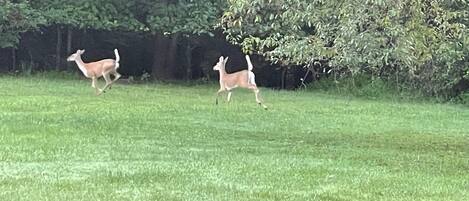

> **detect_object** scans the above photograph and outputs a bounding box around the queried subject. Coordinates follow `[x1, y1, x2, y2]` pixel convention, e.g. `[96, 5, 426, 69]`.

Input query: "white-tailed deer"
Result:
[67, 49, 121, 95]
[213, 55, 267, 109]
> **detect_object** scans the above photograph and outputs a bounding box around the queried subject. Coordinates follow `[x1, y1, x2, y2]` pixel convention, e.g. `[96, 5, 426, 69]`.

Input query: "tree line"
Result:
[1, 0, 468, 98]
[0, 0, 226, 80]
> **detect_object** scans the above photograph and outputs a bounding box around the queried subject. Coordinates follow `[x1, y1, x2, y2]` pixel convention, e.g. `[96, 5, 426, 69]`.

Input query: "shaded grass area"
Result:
[0, 76, 468, 200]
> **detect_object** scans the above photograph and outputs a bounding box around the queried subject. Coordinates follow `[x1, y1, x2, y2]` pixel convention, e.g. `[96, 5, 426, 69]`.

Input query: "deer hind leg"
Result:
[249, 85, 268, 109]
[109, 70, 121, 90]
[101, 73, 113, 92]
[113, 70, 121, 81]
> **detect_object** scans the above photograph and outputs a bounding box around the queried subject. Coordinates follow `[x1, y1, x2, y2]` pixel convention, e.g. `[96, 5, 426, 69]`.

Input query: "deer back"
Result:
[84, 59, 117, 77]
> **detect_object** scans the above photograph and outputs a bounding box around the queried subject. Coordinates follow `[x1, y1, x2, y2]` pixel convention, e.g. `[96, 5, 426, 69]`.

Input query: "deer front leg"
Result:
[227, 90, 233, 102]
[92, 77, 103, 95]
[216, 88, 225, 105]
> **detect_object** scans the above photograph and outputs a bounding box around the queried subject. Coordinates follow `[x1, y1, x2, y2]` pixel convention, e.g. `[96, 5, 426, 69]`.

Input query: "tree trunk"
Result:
[66, 26, 73, 70]
[151, 34, 170, 79]
[56, 25, 63, 71]
[24, 49, 34, 74]
[185, 42, 193, 80]
[166, 33, 180, 79]
[28, 49, 33, 66]
[11, 48, 16, 72]
[281, 68, 288, 89]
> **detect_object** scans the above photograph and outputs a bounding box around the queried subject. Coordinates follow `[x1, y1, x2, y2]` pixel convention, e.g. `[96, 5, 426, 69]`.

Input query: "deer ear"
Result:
[80, 49, 86, 54]
[224, 57, 229, 64]
[219, 56, 224, 62]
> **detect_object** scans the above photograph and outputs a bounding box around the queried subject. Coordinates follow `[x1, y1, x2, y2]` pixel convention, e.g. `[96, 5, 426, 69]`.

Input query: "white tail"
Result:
[114, 49, 120, 69]
[246, 55, 253, 71]
[67, 49, 122, 95]
[212, 55, 267, 109]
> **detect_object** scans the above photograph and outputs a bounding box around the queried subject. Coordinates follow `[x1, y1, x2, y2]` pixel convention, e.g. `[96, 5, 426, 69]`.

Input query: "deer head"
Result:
[213, 56, 228, 71]
[67, 49, 85, 61]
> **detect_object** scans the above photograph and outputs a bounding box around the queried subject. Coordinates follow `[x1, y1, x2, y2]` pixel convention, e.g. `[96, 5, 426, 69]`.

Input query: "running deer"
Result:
[67, 49, 121, 95]
[213, 55, 267, 109]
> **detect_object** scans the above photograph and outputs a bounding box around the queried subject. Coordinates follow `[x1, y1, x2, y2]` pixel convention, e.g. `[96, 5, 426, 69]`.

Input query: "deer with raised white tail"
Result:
[213, 55, 267, 109]
[67, 49, 121, 95]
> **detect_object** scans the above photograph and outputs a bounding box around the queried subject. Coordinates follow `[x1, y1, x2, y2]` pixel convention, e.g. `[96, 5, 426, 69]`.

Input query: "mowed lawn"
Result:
[0, 76, 468, 201]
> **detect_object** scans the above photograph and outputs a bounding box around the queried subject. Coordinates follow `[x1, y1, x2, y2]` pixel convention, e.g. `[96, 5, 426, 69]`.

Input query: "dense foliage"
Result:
[146, 0, 223, 35]
[30, 0, 144, 31]
[0, 0, 45, 48]
[221, 0, 469, 97]
[0, 0, 468, 98]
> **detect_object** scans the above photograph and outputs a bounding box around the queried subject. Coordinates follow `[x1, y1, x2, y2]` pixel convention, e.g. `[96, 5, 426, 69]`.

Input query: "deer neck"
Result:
[74, 56, 89, 77]
[218, 66, 228, 79]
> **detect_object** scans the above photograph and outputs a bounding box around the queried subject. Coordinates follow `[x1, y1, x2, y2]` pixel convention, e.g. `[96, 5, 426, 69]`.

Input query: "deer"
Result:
[213, 55, 267, 109]
[67, 49, 121, 95]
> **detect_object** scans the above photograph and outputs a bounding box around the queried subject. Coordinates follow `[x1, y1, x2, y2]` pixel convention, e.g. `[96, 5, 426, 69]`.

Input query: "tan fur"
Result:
[213, 55, 267, 109]
[82, 59, 116, 77]
[219, 70, 251, 88]
[67, 49, 121, 95]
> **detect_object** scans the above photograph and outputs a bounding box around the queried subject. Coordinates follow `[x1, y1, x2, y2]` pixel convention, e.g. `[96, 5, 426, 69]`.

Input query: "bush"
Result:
[307, 74, 425, 101]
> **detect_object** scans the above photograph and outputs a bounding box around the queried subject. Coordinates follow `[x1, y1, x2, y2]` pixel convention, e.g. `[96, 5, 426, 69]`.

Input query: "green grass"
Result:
[0, 76, 468, 201]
